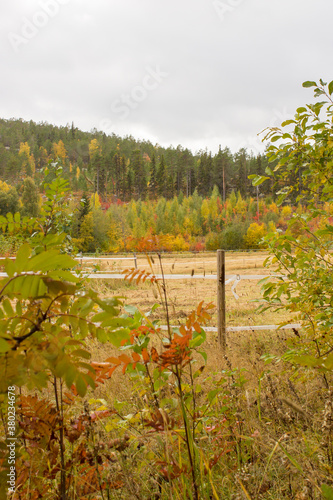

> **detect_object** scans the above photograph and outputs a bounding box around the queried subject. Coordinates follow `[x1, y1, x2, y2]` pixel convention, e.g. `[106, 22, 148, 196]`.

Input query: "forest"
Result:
[0, 117, 312, 254]
[0, 117, 272, 201]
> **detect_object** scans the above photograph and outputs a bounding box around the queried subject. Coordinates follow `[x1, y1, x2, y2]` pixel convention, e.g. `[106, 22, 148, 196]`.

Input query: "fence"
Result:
[0, 250, 299, 349]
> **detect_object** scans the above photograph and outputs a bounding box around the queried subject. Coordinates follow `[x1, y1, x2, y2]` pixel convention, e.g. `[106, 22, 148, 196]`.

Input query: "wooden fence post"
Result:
[217, 250, 226, 350]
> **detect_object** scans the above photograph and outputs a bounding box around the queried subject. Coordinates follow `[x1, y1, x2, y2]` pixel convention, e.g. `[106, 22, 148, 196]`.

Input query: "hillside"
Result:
[0, 118, 297, 254]
[0, 117, 273, 201]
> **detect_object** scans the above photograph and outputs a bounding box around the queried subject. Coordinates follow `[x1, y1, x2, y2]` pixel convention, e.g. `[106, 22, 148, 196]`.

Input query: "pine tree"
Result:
[157, 155, 167, 197]
[78, 191, 91, 223]
[21, 177, 40, 217]
[234, 148, 248, 197]
[197, 152, 213, 196]
[213, 146, 233, 202]
[149, 154, 158, 199]
[130, 149, 147, 198]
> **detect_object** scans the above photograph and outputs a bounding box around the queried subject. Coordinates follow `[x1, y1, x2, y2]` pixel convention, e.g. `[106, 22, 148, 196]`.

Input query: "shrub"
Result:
[220, 222, 248, 250]
[244, 222, 267, 249]
[205, 231, 223, 251]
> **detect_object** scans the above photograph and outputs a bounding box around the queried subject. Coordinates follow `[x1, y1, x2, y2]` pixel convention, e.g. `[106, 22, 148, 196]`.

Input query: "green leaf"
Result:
[91, 314, 130, 329]
[0, 337, 10, 353]
[26, 250, 76, 273]
[75, 375, 88, 397]
[328, 81, 333, 96]
[281, 120, 295, 127]
[190, 329, 206, 347]
[208, 389, 219, 404]
[81, 372, 96, 390]
[72, 349, 91, 360]
[64, 365, 77, 388]
[4, 259, 16, 278]
[296, 107, 307, 113]
[198, 351, 207, 364]
[124, 305, 138, 315]
[248, 175, 270, 186]
[48, 270, 79, 283]
[53, 359, 70, 378]
[5, 275, 46, 299]
[322, 484, 333, 500]
[108, 328, 131, 347]
[43, 277, 76, 295]
[2, 299, 14, 317]
[302, 81, 317, 88]
[15, 243, 31, 272]
[78, 319, 89, 337]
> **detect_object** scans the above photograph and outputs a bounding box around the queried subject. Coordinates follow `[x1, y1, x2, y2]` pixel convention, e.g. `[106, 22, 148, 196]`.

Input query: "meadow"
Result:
[0, 248, 331, 499]
[85, 250, 287, 331]
[75, 250, 331, 499]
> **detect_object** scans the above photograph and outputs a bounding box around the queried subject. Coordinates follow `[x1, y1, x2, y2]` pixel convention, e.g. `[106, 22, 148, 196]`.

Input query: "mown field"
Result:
[82, 250, 296, 401]
[84, 250, 295, 383]
[84, 250, 288, 332]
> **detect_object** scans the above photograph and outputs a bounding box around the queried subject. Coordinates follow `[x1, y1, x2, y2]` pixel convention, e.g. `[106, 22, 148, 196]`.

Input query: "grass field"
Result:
[2, 251, 331, 498]
[85, 250, 291, 334]
[81, 251, 331, 499]
[85, 250, 296, 392]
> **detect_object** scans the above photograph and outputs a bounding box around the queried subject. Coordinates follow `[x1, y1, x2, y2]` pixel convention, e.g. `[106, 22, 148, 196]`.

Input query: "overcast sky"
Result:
[1, 0, 332, 154]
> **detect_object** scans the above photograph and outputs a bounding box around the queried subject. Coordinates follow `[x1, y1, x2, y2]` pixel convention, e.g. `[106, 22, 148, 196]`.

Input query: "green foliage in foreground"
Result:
[0, 240, 123, 394]
[252, 79, 333, 374]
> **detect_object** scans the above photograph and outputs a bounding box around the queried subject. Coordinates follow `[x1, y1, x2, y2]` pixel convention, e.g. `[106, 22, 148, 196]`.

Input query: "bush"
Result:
[244, 222, 267, 249]
[0, 234, 20, 256]
[205, 231, 223, 251]
[220, 222, 248, 250]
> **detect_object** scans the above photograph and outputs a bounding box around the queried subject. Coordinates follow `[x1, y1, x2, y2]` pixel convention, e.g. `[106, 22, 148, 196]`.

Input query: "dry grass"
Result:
[6, 252, 330, 499]
[81, 252, 332, 499]
[87, 251, 289, 331]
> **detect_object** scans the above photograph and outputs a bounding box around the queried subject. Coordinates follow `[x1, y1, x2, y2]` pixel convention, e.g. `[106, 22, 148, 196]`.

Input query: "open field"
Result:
[2, 251, 332, 499]
[85, 251, 296, 386]
[80, 251, 331, 499]
[84, 251, 292, 336]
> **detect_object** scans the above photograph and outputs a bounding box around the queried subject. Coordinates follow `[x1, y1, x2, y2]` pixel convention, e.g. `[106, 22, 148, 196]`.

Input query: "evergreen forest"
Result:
[0, 117, 307, 254]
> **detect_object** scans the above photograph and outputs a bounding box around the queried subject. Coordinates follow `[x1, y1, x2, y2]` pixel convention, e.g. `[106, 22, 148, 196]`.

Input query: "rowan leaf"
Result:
[302, 80, 317, 88]
[75, 375, 88, 397]
[0, 337, 10, 353]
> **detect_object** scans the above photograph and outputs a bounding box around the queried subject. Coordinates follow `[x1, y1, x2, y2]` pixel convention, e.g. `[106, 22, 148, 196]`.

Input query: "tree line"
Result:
[0, 118, 275, 202]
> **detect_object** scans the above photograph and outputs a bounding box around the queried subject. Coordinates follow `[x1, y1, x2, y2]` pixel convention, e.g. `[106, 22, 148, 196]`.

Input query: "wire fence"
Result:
[0, 252, 297, 336]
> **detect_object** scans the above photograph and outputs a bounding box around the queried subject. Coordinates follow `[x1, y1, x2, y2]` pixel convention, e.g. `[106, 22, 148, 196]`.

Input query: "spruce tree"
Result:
[130, 149, 146, 198]
[157, 155, 167, 197]
[149, 154, 157, 199]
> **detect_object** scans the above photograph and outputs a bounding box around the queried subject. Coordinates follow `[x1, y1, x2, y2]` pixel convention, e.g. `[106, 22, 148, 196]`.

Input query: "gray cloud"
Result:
[1, 0, 332, 153]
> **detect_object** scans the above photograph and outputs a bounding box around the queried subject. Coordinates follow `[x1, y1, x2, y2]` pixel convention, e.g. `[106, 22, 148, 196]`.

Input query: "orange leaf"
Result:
[105, 356, 122, 365]
[151, 347, 159, 363]
[197, 301, 203, 316]
[107, 365, 119, 377]
[142, 348, 150, 363]
[132, 352, 141, 362]
[179, 325, 187, 336]
[91, 361, 112, 370]
[118, 354, 132, 364]
[193, 322, 202, 333]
